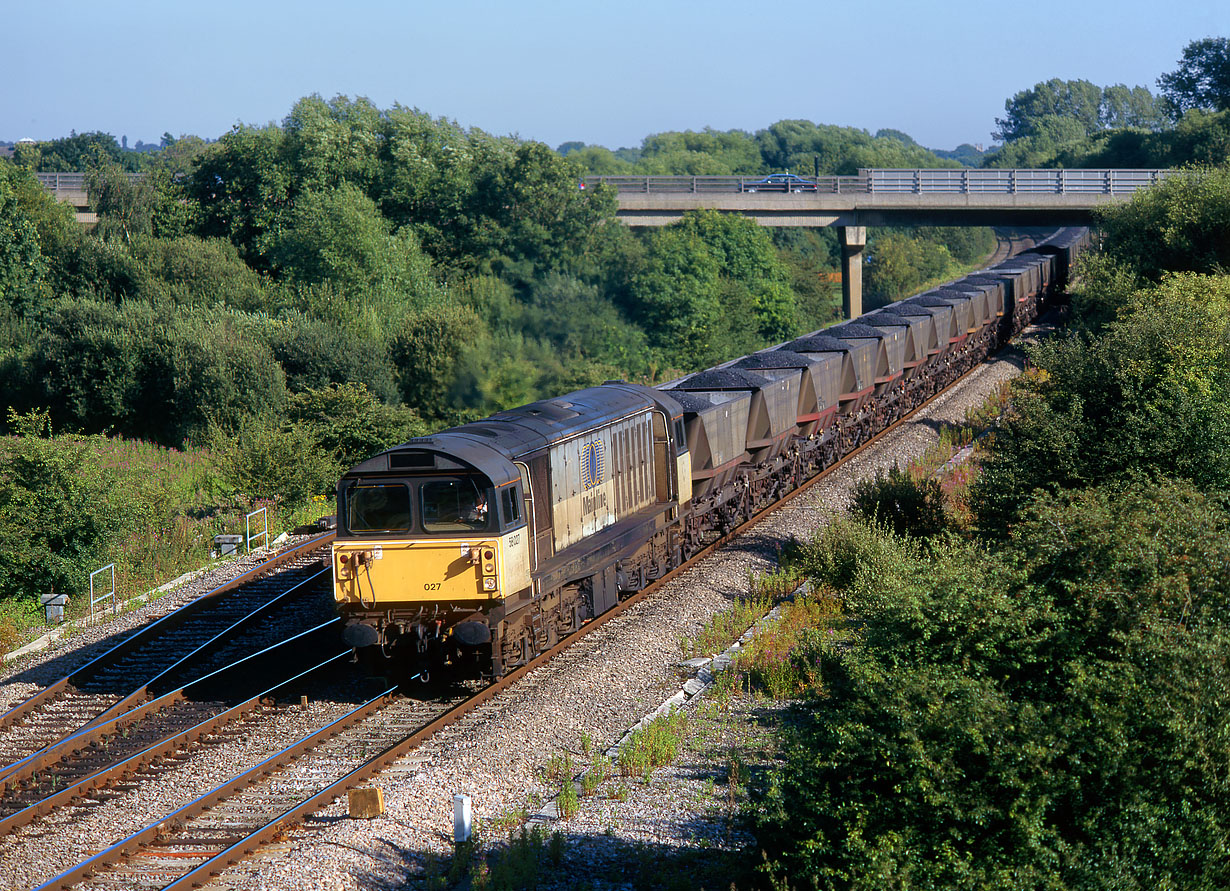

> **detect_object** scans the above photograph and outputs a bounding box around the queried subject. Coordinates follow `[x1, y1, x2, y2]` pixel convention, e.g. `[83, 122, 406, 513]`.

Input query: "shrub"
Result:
[0, 410, 115, 606]
[971, 273, 1230, 533]
[285, 383, 425, 469]
[206, 415, 339, 505]
[27, 298, 288, 446]
[755, 483, 1230, 890]
[850, 463, 949, 538]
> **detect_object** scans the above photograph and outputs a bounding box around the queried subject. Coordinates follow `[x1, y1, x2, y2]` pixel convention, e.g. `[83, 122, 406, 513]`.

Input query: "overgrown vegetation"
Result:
[742, 161, 1230, 889]
[618, 711, 689, 781]
[0, 406, 331, 643]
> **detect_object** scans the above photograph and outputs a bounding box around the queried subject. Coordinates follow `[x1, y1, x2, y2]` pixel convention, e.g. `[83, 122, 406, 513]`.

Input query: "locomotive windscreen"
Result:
[420, 477, 492, 533]
[346, 483, 413, 533]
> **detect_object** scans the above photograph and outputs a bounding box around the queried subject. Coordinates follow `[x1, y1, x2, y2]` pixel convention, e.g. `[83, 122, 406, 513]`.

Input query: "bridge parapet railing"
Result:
[36, 172, 88, 191]
[36, 171, 144, 192]
[584, 174, 869, 194]
[867, 168, 1168, 195]
[585, 169, 1170, 197]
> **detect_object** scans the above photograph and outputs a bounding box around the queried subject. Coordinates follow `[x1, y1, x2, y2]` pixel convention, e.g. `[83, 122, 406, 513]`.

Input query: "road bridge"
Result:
[585, 169, 1168, 316]
[40, 168, 1169, 318]
[37, 172, 97, 224]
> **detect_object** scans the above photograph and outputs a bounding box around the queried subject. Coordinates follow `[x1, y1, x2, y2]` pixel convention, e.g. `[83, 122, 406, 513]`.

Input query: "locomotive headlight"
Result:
[482, 548, 496, 574]
[483, 577, 498, 591]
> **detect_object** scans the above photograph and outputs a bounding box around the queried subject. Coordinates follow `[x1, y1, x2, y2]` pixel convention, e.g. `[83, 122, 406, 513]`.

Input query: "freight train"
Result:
[331, 229, 1091, 681]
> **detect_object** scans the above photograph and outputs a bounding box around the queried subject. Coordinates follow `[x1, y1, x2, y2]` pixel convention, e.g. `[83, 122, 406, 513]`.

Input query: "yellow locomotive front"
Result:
[333, 441, 531, 681]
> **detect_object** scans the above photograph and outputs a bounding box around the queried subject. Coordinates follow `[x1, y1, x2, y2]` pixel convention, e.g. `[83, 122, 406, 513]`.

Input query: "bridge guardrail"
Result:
[36, 171, 144, 191]
[38, 168, 1168, 199]
[585, 175, 869, 194]
[584, 169, 1170, 196]
[37, 172, 87, 191]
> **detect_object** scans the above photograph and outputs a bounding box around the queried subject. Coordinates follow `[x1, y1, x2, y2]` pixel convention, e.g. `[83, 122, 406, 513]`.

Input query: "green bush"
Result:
[285, 383, 425, 469]
[1095, 164, 1230, 281]
[264, 311, 398, 402]
[755, 484, 1230, 890]
[130, 235, 269, 311]
[971, 273, 1230, 532]
[206, 415, 339, 504]
[24, 298, 287, 446]
[850, 463, 950, 539]
[0, 410, 115, 606]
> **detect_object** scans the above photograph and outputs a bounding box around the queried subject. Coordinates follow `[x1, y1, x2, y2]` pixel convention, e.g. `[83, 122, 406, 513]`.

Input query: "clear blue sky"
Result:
[3, 0, 1226, 152]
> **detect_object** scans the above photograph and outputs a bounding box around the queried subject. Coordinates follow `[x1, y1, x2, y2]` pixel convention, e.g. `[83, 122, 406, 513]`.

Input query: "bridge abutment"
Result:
[839, 226, 866, 319]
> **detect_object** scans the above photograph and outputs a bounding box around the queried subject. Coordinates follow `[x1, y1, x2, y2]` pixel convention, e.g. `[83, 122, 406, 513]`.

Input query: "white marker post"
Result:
[454, 793, 472, 845]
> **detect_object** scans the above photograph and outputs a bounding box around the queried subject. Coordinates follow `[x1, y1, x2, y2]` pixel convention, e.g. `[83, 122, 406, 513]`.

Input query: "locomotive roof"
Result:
[343, 432, 523, 488]
[343, 383, 685, 482]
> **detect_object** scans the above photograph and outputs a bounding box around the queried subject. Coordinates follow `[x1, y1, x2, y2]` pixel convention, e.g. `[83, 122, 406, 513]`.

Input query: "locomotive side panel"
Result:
[548, 411, 655, 554]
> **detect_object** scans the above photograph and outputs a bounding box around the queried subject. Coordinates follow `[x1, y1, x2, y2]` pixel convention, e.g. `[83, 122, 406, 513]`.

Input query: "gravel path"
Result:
[189, 332, 1046, 891]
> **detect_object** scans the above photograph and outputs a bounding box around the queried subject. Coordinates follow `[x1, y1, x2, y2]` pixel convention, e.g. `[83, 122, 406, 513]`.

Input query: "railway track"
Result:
[0, 537, 334, 781]
[0, 622, 352, 837]
[38, 689, 473, 891]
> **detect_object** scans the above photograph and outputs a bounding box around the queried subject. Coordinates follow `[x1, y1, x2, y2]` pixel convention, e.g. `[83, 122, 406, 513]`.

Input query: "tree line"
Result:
[1, 95, 1001, 452]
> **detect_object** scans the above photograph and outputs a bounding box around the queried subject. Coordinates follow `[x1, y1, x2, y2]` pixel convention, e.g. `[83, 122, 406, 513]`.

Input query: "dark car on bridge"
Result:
[741, 173, 818, 193]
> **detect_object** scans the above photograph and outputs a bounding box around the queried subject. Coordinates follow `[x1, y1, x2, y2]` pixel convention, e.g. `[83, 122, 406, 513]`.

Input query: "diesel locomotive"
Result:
[331, 229, 1091, 680]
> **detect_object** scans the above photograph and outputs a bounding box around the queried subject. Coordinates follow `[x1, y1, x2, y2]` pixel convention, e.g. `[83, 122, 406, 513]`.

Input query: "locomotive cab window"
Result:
[421, 478, 492, 533]
[501, 486, 520, 523]
[346, 483, 412, 533]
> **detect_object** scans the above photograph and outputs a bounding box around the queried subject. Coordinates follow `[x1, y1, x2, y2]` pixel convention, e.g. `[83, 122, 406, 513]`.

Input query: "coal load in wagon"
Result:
[933, 287, 989, 331]
[673, 368, 797, 462]
[784, 334, 875, 408]
[862, 311, 929, 368]
[827, 323, 900, 389]
[733, 349, 839, 433]
[889, 298, 954, 352]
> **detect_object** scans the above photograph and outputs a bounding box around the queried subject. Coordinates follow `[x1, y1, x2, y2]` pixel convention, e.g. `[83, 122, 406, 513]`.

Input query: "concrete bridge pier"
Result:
[839, 226, 866, 319]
